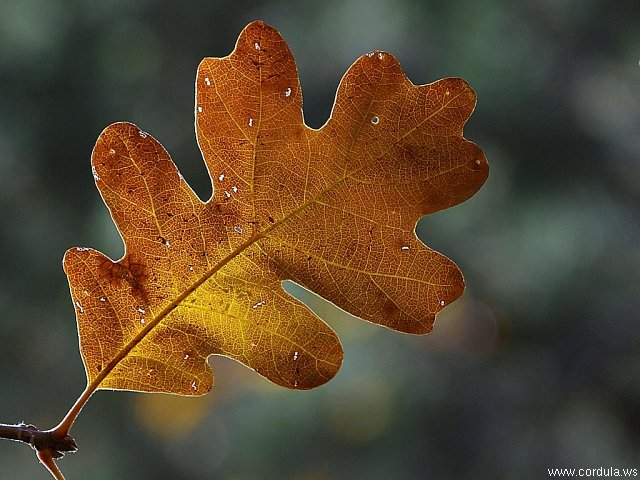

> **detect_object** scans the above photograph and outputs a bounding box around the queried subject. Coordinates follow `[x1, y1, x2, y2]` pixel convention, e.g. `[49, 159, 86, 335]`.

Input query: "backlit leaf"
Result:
[64, 21, 488, 396]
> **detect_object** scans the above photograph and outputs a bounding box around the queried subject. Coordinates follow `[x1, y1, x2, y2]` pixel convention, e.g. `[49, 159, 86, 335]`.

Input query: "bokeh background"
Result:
[1, 0, 638, 478]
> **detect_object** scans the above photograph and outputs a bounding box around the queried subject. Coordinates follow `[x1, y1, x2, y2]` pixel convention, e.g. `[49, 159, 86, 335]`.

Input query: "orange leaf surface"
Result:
[64, 21, 488, 396]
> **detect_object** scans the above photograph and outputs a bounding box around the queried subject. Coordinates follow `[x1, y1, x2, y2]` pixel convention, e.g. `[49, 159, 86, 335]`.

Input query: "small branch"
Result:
[0, 422, 77, 458]
[0, 422, 77, 479]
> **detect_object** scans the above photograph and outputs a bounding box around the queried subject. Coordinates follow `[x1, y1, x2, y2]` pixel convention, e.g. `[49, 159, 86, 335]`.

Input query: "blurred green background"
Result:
[1, 0, 638, 478]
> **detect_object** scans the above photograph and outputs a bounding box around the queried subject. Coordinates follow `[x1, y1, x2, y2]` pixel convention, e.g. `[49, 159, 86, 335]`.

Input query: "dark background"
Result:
[1, 1, 638, 478]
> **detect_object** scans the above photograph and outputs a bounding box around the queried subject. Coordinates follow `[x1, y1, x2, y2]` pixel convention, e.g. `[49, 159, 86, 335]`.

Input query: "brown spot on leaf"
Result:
[382, 298, 400, 318]
[100, 255, 149, 303]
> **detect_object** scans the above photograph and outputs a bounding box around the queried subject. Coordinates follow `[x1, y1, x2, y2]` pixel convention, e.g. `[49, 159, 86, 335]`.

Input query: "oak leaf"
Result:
[64, 21, 488, 397]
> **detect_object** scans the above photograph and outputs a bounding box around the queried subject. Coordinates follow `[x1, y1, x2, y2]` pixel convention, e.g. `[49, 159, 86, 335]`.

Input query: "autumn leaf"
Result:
[64, 20, 488, 399]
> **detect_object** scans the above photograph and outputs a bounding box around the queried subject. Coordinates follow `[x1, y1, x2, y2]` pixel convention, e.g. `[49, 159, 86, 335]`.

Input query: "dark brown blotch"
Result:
[99, 255, 149, 303]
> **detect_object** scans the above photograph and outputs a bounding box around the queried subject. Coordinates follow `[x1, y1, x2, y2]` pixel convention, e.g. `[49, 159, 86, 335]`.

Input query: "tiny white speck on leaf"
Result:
[75, 301, 84, 313]
[285, 87, 292, 97]
[204, 77, 211, 86]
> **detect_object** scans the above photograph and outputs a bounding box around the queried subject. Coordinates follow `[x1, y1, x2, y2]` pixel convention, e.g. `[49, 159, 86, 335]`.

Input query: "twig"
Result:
[0, 423, 77, 479]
